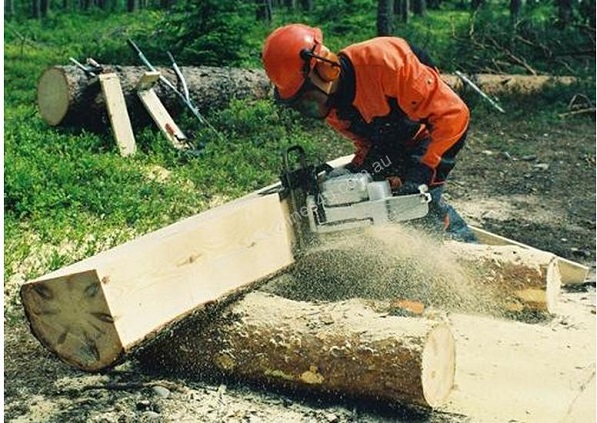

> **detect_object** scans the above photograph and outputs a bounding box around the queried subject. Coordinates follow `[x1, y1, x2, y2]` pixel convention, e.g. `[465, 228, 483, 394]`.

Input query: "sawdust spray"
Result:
[262, 223, 504, 317]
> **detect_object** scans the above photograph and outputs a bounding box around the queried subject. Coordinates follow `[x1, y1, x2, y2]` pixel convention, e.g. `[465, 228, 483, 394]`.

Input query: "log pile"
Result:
[36, 64, 576, 130]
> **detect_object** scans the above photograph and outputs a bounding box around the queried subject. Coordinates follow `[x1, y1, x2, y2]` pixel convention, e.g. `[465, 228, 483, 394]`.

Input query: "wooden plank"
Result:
[445, 305, 595, 421]
[471, 226, 589, 285]
[21, 193, 294, 371]
[136, 71, 187, 150]
[98, 73, 136, 157]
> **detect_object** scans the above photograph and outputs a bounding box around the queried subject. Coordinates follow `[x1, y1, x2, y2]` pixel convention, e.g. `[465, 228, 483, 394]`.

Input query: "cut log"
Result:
[470, 226, 589, 285]
[261, 226, 561, 317]
[36, 65, 272, 129]
[444, 242, 561, 315]
[19, 193, 294, 372]
[137, 291, 456, 409]
[36, 65, 576, 129]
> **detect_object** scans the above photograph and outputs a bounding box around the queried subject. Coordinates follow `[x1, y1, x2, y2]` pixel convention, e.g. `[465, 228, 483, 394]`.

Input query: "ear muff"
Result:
[314, 49, 341, 82]
[300, 47, 341, 82]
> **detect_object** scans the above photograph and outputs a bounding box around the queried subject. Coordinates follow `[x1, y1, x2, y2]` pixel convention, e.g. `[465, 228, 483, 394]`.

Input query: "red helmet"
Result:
[262, 24, 324, 100]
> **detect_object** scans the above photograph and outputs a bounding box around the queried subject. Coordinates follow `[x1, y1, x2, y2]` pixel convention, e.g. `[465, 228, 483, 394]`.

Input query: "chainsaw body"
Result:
[280, 146, 431, 236]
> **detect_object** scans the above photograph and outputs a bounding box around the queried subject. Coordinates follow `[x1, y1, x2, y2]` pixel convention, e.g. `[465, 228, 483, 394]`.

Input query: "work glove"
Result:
[326, 166, 352, 179]
[393, 163, 433, 195]
[394, 181, 427, 196]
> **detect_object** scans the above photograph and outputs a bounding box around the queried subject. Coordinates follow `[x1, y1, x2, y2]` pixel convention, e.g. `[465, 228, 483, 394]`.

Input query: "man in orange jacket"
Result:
[262, 24, 476, 242]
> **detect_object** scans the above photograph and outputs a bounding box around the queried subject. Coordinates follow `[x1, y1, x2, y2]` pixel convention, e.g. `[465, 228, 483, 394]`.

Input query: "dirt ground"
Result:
[4, 114, 596, 422]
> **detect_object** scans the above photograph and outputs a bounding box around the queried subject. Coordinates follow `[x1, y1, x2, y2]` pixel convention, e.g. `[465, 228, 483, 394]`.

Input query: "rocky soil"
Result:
[4, 111, 595, 422]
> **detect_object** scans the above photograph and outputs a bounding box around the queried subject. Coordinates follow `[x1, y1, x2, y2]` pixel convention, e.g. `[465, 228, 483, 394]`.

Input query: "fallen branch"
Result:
[558, 107, 596, 117]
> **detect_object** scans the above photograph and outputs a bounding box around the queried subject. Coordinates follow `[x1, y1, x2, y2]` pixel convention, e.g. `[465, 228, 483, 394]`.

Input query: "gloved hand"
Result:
[394, 180, 426, 196]
[326, 166, 352, 179]
[402, 163, 433, 191]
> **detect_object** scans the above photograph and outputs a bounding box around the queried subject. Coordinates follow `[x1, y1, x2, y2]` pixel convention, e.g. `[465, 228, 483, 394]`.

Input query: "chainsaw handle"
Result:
[283, 145, 307, 172]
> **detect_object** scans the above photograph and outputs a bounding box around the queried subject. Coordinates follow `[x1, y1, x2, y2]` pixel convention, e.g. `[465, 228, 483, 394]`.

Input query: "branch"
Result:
[487, 36, 537, 75]
[558, 108, 596, 118]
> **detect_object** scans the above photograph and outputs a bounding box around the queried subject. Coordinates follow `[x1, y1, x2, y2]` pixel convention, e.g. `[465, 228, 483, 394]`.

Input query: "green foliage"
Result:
[434, 4, 597, 76]
[153, 0, 255, 66]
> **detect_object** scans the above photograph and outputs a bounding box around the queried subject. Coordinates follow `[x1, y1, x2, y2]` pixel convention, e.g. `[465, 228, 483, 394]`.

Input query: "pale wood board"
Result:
[22, 193, 294, 370]
[136, 72, 187, 150]
[442, 292, 595, 422]
[98, 73, 136, 157]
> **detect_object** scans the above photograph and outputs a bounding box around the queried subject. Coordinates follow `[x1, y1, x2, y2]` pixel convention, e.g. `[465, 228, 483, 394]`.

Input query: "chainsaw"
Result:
[278, 145, 431, 247]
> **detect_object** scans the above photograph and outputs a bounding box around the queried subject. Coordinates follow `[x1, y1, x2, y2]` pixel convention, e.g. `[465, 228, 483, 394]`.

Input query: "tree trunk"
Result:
[397, 0, 409, 23]
[412, 0, 426, 16]
[36, 65, 576, 131]
[255, 0, 272, 22]
[556, 0, 573, 28]
[5, 0, 15, 17]
[510, 0, 522, 22]
[127, 0, 137, 12]
[32, 0, 41, 18]
[377, 0, 394, 36]
[471, 0, 483, 10]
[36, 65, 273, 130]
[299, 0, 312, 11]
[137, 291, 457, 409]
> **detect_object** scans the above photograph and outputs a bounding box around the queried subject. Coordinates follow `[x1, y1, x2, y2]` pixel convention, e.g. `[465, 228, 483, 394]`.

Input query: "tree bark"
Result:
[412, 0, 426, 16]
[299, 0, 312, 11]
[36, 65, 576, 130]
[510, 0, 522, 22]
[32, 0, 41, 18]
[36, 65, 272, 130]
[255, 0, 272, 22]
[556, 0, 573, 28]
[137, 291, 456, 409]
[377, 0, 394, 36]
[397, 0, 409, 23]
[444, 242, 561, 315]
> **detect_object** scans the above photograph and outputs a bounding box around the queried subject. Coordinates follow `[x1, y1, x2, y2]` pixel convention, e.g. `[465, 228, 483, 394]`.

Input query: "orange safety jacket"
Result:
[326, 37, 469, 186]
